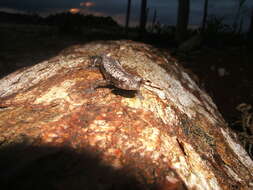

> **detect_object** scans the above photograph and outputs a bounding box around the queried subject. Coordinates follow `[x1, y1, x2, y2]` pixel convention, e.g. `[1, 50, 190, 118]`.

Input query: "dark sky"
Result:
[0, 0, 252, 29]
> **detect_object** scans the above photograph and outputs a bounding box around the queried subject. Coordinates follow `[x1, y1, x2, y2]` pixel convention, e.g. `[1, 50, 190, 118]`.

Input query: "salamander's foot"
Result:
[84, 80, 111, 94]
[135, 90, 144, 100]
[84, 87, 96, 94]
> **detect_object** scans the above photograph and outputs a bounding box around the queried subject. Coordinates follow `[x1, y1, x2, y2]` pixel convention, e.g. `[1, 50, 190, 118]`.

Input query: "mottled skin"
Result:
[91, 54, 143, 92]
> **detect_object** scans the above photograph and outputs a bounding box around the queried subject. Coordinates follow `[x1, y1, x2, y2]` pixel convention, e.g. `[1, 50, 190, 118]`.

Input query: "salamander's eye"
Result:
[91, 56, 102, 67]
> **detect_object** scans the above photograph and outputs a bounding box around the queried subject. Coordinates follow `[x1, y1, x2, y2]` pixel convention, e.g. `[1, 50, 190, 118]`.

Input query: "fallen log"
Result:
[0, 40, 252, 190]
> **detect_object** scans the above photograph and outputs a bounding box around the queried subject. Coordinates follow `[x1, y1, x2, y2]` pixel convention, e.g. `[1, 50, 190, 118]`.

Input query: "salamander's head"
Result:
[91, 53, 112, 67]
[90, 55, 102, 67]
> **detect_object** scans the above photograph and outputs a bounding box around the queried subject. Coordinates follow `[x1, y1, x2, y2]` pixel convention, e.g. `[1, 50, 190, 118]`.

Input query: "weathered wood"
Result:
[0, 40, 252, 190]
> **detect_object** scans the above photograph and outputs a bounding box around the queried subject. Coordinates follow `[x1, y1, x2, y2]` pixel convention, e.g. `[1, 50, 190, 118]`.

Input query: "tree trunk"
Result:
[201, 0, 208, 33]
[176, 0, 190, 44]
[233, 0, 247, 34]
[125, 0, 132, 34]
[151, 8, 157, 32]
[139, 0, 147, 38]
[0, 41, 252, 190]
[248, 6, 253, 40]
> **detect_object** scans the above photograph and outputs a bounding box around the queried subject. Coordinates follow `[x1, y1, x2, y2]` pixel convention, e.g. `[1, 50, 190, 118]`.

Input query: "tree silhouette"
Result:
[125, 0, 132, 34]
[139, 0, 148, 37]
[151, 8, 157, 32]
[176, 0, 190, 44]
[248, 6, 253, 41]
[201, 0, 209, 33]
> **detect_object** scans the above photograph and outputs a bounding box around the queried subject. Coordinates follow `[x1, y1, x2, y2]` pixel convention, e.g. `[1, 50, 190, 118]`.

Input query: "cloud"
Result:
[80, 2, 95, 8]
[0, 0, 81, 12]
[0, 7, 27, 14]
[0, 0, 252, 29]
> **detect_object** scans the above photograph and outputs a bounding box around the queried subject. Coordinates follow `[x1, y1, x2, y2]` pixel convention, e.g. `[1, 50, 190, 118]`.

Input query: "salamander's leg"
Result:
[135, 90, 144, 100]
[84, 79, 111, 94]
[92, 80, 111, 89]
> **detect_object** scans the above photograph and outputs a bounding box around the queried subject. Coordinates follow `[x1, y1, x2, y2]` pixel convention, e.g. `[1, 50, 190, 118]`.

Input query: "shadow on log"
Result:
[0, 40, 252, 190]
[0, 143, 147, 190]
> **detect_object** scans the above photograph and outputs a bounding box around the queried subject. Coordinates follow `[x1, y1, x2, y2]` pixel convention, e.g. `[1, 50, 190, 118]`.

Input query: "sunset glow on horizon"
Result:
[0, 0, 252, 30]
[69, 8, 80, 14]
[69, 2, 95, 15]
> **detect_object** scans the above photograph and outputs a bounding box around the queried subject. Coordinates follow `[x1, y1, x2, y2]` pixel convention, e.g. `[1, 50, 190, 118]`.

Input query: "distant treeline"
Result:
[0, 11, 120, 28]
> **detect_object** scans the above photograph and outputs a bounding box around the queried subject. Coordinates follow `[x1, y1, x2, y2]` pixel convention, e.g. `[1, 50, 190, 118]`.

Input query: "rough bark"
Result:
[176, 0, 190, 44]
[0, 40, 252, 190]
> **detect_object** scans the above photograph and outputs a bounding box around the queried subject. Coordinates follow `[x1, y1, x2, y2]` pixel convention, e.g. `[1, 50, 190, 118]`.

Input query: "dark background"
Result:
[0, 0, 252, 29]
